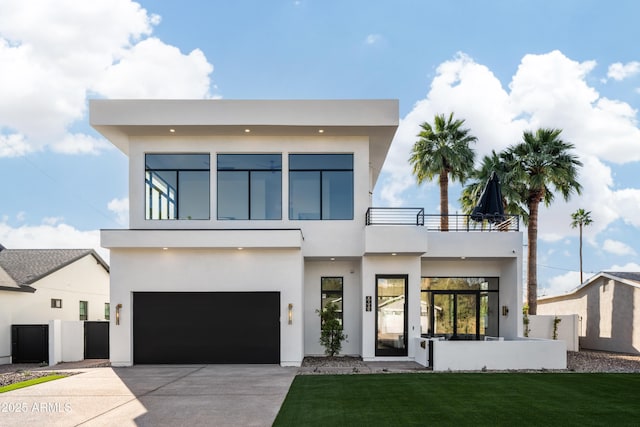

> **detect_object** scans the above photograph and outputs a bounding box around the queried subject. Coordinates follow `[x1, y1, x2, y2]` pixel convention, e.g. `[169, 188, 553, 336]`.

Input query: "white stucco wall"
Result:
[361, 255, 422, 361]
[0, 254, 109, 365]
[108, 247, 304, 366]
[303, 260, 361, 356]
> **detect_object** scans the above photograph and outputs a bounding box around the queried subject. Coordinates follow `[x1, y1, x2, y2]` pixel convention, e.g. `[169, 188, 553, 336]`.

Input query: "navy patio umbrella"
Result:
[470, 171, 506, 224]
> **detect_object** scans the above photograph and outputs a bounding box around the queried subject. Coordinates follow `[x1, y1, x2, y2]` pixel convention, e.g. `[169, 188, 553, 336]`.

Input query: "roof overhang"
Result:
[90, 99, 399, 186]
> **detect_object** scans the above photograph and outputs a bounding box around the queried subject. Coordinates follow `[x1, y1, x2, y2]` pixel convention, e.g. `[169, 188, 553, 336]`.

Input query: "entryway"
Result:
[375, 275, 408, 356]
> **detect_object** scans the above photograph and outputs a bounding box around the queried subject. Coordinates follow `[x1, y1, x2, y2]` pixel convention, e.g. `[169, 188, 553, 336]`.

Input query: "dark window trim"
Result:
[145, 153, 211, 220]
[51, 298, 62, 309]
[216, 154, 283, 221]
[288, 154, 354, 221]
[375, 274, 408, 357]
[420, 276, 500, 339]
[321, 276, 344, 328]
[79, 300, 88, 321]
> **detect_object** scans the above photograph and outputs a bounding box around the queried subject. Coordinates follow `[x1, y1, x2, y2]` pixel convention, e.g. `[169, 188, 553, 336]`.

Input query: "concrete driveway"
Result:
[0, 365, 297, 426]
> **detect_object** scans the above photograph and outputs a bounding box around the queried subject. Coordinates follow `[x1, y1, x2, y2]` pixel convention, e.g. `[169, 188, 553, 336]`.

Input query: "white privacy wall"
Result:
[108, 247, 304, 366]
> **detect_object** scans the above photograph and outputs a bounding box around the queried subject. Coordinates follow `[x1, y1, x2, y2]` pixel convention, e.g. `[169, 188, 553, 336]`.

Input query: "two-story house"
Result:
[92, 99, 566, 370]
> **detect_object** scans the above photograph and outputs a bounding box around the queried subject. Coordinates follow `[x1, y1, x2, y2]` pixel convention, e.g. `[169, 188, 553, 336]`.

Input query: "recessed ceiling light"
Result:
[162, 247, 168, 251]
[391, 253, 397, 256]
[330, 257, 335, 261]
[318, 129, 324, 133]
[237, 247, 244, 250]
[244, 129, 251, 133]
[169, 128, 176, 133]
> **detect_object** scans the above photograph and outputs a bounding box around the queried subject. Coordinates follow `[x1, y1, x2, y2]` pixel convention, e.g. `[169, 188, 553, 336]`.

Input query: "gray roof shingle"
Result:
[0, 248, 108, 292]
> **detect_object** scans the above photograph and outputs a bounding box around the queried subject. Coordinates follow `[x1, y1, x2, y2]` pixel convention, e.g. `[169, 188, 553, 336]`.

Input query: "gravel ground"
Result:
[0, 359, 110, 389]
[302, 351, 640, 373]
[2, 352, 639, 388]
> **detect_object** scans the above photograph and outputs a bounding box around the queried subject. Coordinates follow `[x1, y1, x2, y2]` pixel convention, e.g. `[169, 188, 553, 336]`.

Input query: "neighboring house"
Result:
[0, 245, 110, 364]
[92, 99, 564, 370]
[538, 272, 640, 354]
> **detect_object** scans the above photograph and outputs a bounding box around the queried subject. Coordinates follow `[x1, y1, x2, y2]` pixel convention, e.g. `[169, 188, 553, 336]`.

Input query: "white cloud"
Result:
[51, 133, 113, 155]
[0, 134, 31, 157]
[0, 219, 107, 262]
[365, 34, 382, 45]
[91, 38, 213, 99]
[607, 61, 640, 81]
[607, 261, 640, 271]
[602, 239, 636, 256]
[544, 271, 582, 296]
[108, 198, 129, 227]
[0, 0, 214, 156]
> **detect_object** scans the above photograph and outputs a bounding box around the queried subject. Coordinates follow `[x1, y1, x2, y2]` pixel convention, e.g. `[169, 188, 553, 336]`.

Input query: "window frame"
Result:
[79, 300, 88, 321]
[104, 302, 110, 321]
[288, 154, 354, 220]
[145, 153, 211, 220]
[217, 153, 282, 220]
[321, 276, 344, 327]
[51, 298, 62, 309]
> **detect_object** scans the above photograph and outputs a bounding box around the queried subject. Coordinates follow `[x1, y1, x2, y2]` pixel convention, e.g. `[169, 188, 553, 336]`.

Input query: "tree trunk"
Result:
[440, 172, 449, 231]
[579, 224, 583, 284]
[527, 199, 539, 315]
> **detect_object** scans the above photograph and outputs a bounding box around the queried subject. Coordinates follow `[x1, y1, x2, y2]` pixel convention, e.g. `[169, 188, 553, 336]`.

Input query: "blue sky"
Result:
[1, 0, 640, 296]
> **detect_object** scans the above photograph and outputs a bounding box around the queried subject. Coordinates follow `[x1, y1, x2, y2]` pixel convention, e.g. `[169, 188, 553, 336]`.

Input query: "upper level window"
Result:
[217, 154, 282, 220]
[289, 154, 353, 220]
[145, 154, 210, 220]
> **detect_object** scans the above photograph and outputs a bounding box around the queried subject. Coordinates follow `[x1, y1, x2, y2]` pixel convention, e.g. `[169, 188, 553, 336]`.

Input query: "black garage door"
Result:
[133, 292, 280, 364]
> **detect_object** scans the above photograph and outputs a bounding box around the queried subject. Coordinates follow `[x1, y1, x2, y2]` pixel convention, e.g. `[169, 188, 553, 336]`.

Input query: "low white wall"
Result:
[62, 321, 84, 362]
[528, 314, 579, 352]
[49, 320, 62, 366]
[431, 338, 566, 371]
[48, 320, 84, 366]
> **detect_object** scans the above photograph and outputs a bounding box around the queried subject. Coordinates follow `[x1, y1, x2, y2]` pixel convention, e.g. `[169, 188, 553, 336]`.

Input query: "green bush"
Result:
[317, 302, 347, 356]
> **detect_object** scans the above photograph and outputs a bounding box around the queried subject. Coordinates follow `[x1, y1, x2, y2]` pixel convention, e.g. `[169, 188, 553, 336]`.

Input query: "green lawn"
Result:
[274, 373, 640, 426]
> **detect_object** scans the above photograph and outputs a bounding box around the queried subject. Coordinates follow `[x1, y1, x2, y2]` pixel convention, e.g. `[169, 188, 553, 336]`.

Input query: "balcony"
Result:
[365, 208, 519, 232]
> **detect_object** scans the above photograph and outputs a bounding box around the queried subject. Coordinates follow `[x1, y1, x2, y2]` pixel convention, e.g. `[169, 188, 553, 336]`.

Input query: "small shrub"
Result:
[317, 302, 347, 356]
[522, 304, 530, 337]
[552, 316, 562, 340]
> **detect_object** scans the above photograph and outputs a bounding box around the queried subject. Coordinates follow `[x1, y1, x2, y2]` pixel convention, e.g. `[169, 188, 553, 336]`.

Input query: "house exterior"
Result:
[92, 99, 564, 370]
[0, 246, 110, 364]
[538, 272, 640, 354]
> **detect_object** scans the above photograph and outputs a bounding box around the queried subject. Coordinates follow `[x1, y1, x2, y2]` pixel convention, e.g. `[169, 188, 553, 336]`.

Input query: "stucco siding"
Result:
[108, 247, 304, 366]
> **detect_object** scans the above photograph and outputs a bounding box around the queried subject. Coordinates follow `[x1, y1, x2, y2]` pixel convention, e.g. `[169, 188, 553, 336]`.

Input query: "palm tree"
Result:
[460, 150, 526, 223]
[504, 128, 582, 314]
[409, 113, 477, 231]
[571, 209, 593, 284]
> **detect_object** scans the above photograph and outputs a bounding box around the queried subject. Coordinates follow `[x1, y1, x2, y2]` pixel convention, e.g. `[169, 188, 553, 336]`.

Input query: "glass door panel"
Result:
[456, 294, 477, 339]
[376, 276, 407, 356]
[433, 294, 454, 337]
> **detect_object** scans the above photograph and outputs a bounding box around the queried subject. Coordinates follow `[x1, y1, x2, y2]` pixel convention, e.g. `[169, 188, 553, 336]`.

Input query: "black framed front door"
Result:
[375, 275, 408, 356]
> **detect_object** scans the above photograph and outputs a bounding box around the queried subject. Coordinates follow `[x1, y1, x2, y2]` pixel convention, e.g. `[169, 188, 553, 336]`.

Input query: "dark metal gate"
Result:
[11, 324, 49, 363]
[84, 321, 110, 359]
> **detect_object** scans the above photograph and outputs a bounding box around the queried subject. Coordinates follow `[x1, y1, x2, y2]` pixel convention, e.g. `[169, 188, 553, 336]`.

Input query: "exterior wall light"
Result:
[288, 303, 293, 325]
[116, 303, 123, 325]
[501, 305, 509, 316]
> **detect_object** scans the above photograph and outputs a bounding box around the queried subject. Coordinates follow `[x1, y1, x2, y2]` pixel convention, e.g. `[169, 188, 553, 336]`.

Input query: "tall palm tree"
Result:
[571, 209, 593, 284]
[409, 113, 477, 231]
[504, 128, 582, 314]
